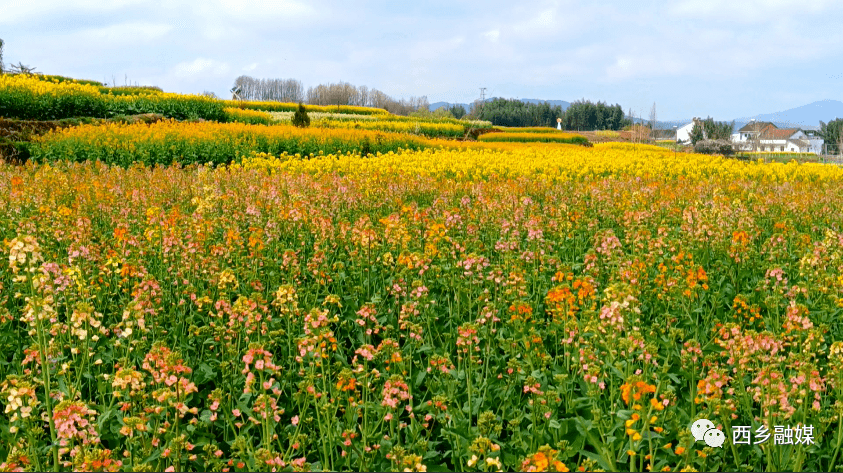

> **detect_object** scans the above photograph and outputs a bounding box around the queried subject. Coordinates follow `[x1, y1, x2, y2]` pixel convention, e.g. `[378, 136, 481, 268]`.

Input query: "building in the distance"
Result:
[731, 121, 823, 154]
[675, 119, 698, 144]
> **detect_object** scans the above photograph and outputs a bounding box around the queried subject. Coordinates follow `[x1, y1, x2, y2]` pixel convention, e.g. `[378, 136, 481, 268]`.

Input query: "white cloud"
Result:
[408, 36, 465, 62]
[173, 58, 231, 80]
[483, 30, 500, 42]
[77, 22, 173, 44]
[669, 0, 840, 23]
[216, 0, 315, 19]
[0, 0, 149, 23]
[604, 53, 690, 82]
[511, 6, 562, 37]
[5, 1, 843, 119]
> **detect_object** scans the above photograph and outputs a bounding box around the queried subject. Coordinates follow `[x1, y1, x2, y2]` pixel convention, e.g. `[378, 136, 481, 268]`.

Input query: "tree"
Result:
[449, 104, 466, 119]
[649, 102, 657, 141]
[689, 123, 705, 145]
[561, 100, 628, 131]
[819, 119, 843, 155]
[690, 117, 733, 144]
[8, 62, 36, 74]
[0, 38, 4, 74]
[473, 98, 565, 128]
[233, 75, 304, 103]
[292, 102, 310, 128]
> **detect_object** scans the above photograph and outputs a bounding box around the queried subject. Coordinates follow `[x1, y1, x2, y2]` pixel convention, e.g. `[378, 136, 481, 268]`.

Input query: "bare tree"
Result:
[233, 75, 429, 115]
[358, 85, 369, 107]
[8, 62, 37, 74]
[233, 75, 305, 102]
[649, 102, 657, 142]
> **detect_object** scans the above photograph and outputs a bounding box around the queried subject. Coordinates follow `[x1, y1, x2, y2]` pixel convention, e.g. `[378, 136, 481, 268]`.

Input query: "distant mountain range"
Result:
[731, 100, 843, 130]
[431, 98, 843, 132]
[646, 100, 843, 131]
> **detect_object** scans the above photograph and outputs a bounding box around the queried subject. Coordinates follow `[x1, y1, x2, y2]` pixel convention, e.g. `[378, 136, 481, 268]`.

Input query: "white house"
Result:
[732, 121, 824, 154]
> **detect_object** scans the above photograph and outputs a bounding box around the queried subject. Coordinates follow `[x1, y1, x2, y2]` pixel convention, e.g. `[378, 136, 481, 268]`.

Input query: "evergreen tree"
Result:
[820, 119, 843, 154]
[690, 117, 733, 144]
[292, 102, 310, 128]
[448, 104, 466, 119]
[475, 98, 565, 127]
[562, 100, 629, 131]
[689, 123, 705, 145]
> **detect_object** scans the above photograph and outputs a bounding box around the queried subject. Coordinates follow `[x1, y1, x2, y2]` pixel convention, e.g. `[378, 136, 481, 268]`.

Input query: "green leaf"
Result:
[415, 369, 427, 387]
[195, 362, 217, 384]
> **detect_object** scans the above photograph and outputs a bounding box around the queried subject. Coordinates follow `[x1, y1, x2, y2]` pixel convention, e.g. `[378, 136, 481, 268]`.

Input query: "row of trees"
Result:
[471, 98, 564, 128]
[410, 104, 466, 120]
[232, 76, 305, 103]
[470, 98, 630, 130]
[232, 76, 431, 116]
[232, 75, 638, 127]
[562, 100, 629, 131]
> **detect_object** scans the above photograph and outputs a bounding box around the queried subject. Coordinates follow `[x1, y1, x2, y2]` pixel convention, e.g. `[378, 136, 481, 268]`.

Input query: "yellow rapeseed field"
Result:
[236, 141, 843, 183]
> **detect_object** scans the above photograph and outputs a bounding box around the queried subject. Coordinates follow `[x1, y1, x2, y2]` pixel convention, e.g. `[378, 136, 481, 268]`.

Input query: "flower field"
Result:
[493, 126, 569, 134]
[478, 132, 590, 146]
[3, 127, 843, 472]
[29, 120, 431, 166]
[0, 75, 226, 122]
[308, 119, 466, 138]
[223, 108, 276, 126]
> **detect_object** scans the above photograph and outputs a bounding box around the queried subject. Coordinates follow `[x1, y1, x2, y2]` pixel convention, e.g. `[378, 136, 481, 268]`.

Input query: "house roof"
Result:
[787, 139, 809, 148]
[738, 121, 776, 132]
[762, 128, 800, 139]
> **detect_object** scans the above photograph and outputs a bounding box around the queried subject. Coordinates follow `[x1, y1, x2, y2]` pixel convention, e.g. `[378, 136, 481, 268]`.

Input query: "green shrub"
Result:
[693, 139, 734, 156]
[292, 103, 310, 128]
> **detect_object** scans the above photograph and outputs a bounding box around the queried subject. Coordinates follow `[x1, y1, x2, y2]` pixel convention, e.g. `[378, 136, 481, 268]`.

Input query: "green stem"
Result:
[36, 313, 60, 471]
[829, 414, 843, 472]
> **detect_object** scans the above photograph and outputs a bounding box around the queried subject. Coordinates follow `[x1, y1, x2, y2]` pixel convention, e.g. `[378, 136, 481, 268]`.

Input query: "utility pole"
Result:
[479, 87, 486, 102]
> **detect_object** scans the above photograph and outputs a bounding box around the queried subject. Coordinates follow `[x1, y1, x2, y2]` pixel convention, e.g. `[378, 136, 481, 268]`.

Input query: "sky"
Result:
[3, 0, 843, 121]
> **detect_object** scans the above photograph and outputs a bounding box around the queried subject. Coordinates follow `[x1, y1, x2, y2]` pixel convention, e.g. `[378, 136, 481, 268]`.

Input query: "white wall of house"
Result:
[676, 122, 694, 143]
[785, 142, 804, 153]
[759, 139, 788, 152]
[733, 132, 754, 143]
[807, 138, 824, 154]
